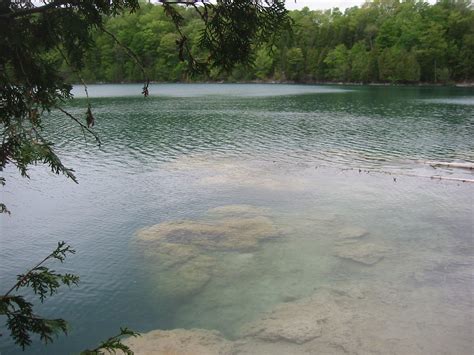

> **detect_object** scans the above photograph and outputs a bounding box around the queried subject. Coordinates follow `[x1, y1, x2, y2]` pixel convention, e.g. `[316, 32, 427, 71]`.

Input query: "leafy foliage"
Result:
[198, 0, 289, 72]
[4, 298, 69, 350]
[159, 0, 290, 75]
[0, 242, 139, 353]
[0, 242, 79, 349]
[76, 0, 473, 84]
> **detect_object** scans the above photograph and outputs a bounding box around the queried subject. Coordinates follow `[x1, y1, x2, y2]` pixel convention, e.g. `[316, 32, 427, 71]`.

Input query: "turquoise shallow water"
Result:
[1, 84, 473, 354]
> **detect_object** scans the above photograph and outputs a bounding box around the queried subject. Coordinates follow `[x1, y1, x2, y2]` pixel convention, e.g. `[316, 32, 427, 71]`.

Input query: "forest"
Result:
[70, 0, 474, 84]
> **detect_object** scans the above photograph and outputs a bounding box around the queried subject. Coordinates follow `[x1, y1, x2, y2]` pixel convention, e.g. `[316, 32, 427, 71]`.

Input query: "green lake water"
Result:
[1, 84, 473, 354]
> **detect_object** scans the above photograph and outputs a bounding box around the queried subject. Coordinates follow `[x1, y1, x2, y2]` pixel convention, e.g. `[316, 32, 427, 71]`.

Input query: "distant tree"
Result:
[458, 33, 474, 80]
[285, 47, 305, 80]
[416, 22, 448, 82]
[400, 49, 421, 82]
[324, 44, 350, 81]
[254, 48, 274, 80]
[77, 0, 474, 84]
[350, 41, 370, 82]
[378, 46, 420, 83]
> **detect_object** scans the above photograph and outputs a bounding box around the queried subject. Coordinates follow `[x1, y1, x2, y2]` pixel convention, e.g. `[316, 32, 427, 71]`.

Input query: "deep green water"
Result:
[1, 84, 473, 354]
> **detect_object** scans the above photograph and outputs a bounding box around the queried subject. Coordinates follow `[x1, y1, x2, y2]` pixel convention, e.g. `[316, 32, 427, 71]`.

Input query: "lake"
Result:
[1, 84, 473, 354]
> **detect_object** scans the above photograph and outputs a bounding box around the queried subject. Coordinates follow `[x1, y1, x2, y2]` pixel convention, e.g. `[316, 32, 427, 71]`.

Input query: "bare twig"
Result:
[162, 3, 206, 74]
[56, 46, 90, 104]
[99, 25, 150, 97]
[56, 106, 101, 146]
[55, 46, 95, 128]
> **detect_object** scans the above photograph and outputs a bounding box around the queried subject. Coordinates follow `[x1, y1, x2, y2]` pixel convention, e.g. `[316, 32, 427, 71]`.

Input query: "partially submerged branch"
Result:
[340, 165, 474, 184]
[426, 161, 474, 170]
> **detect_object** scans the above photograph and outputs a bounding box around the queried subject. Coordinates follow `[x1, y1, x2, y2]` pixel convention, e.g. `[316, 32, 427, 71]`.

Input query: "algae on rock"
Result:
[135, 206, 280, 300]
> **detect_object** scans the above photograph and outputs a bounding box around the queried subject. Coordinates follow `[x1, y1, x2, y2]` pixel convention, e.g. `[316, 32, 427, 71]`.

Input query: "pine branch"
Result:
[0, 0, 73, 19]
[81, 327, 140, 355]
[0, 242, 79, 349]
[3, 242, 77, 298]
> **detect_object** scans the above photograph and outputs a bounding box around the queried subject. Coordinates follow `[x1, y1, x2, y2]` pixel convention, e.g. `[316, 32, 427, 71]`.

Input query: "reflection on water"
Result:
[420, 96, 474, 106]
[1, 84, 473, 354]
[72, 83, 350, 98]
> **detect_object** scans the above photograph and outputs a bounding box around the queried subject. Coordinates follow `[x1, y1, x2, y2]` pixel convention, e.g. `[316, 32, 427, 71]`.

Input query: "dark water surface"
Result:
[1, 84, 473, 354]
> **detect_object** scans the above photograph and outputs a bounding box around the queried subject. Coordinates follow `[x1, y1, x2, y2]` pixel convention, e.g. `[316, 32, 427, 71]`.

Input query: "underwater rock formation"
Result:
[235, 281, 473, 354]
[125, 280, 473, 354]
[207, 204, 271, 217]
[331, 226, 390, 266]
[240, 288, 353, 347]
[166, 154, 310, 191]
[336, 226, 369, 240]
[241, 302, 323, 344]
[153, 255, 215, 300]
[333, 242, 389, 265]
[135, 206, 279, 300]
[137, 216, 277, 252]
[123, 328, 233, 355]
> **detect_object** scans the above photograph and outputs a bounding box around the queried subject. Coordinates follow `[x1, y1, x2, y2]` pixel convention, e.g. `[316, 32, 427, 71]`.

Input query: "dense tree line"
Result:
[74, 0, 474, 84]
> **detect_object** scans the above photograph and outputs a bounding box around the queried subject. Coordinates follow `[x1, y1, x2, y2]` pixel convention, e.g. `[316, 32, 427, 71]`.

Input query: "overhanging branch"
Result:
[0, 1, 73, 19]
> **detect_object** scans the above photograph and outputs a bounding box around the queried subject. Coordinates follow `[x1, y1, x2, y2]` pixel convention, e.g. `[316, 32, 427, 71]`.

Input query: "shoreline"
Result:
[75, 80, 474, 88]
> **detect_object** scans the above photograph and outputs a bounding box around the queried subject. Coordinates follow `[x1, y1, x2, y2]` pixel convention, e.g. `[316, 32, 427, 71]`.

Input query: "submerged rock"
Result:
[237, 281, 474, 354]
[143, 242, 198, 270]
[207, 204, 270, 217]
[240, 289, 352, 346]
[241, 310, 322, 344]
[336, 226, 369, 240]
[334, 242, 388, 265]
[135, 206, 279, 300]
[155, 255, 215, 300]
[123, 328, 233, 355]
[126, 280, 474, 355]
[137, 216, 277, 252]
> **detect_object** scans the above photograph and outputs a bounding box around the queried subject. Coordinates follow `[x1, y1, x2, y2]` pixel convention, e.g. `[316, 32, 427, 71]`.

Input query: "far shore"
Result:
[74, 80, 474, 88]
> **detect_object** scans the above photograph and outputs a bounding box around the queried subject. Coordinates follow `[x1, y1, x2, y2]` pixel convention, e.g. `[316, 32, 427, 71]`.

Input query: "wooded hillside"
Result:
[72, 0, 474, 84]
